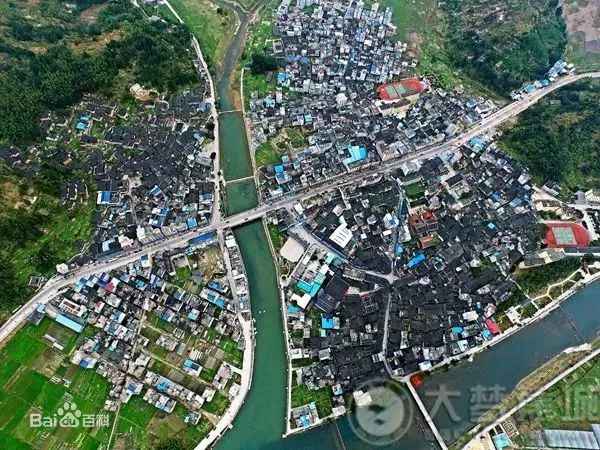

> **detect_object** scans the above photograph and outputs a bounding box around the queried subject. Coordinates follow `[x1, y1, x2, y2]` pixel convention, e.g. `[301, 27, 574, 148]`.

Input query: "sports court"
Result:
[376, 78, 426, 101]
[544, 222, 590, 248]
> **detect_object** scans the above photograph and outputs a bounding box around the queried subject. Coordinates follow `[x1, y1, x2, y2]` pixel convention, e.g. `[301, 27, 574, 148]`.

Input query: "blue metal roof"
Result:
[407, 253, 426, 269]
[321, 316, 335, 329]
[55, 314, 84, 333]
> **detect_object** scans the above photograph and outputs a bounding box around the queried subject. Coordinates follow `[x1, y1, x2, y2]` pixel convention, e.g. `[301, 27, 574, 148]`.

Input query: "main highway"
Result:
[0, 71, 598, 344]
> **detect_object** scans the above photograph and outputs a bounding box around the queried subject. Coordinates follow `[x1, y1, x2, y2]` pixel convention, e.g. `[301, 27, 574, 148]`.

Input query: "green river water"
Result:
[213, 1, 295, 447]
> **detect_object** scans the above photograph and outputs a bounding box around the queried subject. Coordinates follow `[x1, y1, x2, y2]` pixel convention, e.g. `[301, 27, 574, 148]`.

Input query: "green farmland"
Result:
[169, 0, 237, 71]
[115, 398, 214, 449]
[290, 385, 333, 419]
[0, 317, 216, 449]
[514, 356, 600, 445]
[0, 319, 111, 450]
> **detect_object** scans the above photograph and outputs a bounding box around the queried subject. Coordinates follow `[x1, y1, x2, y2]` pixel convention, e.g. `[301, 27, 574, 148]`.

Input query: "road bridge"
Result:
[0, 72, 598, 345]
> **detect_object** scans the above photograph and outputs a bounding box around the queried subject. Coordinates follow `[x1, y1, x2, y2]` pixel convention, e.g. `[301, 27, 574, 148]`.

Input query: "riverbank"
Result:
[407, 265, 600, 448]
[195, 231, 256, 449]
[215, 222, 288, 450]
[408, 263, 600, 387]
[275, 249, 600, 446]
[215, 0, 262, 184]
[168, 0, 238, 73]
[240, 67, 261, 203]
[475, 339, 598, 430]
[195, 0, 291, 447]
[196, 313, 255, 449]
[261, 218, 298, 439]
[162, 2, 257, 445]
[214, 0, 264, 113]
[416, 267, 600, 447]
[462, 345, 600, 450]
[128, 2, 600, 449]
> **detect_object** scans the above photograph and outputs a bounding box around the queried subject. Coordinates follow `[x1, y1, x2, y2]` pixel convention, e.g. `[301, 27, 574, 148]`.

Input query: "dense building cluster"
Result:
[298, 175, 402, 272]
[2, 0, 586, 443]
[248, 0, 497, 203]
[385, 142, 539, 374]
[1, 63, 216, 270]
[282, 245, 389, 428]
[91, 87, 216, 262]
[28, 234, 246, 426]
[279, 138, 541, 429]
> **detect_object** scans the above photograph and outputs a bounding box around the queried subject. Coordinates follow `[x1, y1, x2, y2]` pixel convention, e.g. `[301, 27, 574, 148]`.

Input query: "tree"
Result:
[155, 439, 186, 450]
[499, 80, 600, 191]
[32, 242, 61, 274]
[250, 53, 278, 75]
[0, 0, 199, 146]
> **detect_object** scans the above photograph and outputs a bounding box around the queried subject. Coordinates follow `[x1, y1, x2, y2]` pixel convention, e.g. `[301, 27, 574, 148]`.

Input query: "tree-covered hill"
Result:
[443, 0, 567, 95]
[0, 0, 198, 144]
[0, 0, 201, 321]
[498, 79, 600, 193]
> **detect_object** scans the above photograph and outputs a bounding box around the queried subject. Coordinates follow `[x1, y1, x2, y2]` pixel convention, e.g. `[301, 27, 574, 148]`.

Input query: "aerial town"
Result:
[246, 0, 594, 439]
[250, 0, 495, 202]
[273, 136, 546, 431]
[0, 0, 598, 449]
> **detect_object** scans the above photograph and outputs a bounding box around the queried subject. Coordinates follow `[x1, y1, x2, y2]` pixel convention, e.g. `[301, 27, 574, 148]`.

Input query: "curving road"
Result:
[0, 71, 598, 346]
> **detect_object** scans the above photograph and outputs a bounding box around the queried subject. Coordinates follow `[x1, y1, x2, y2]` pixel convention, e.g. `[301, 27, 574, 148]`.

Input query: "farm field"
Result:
[512, 355, 600, 446]
[0, 314, 222, 450]
[169, 0, 237, 71]
[562, 0, 600, 71]
[0, 319, 112, 450]
[114, 396, 214, 449]
[290, 385, 333, 418]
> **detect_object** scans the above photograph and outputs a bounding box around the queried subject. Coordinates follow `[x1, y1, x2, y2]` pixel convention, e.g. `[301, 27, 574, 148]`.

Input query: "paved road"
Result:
[0, 71, 598, 345]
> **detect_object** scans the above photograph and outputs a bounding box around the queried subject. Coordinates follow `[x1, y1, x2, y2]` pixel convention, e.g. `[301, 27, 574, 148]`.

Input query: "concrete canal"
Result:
[216, 221, 289, 449]
[215, 0, 255, 185]
[214, 0, 258, 218]
[214, 1, 293, 448]
[210, 1, 600, 448]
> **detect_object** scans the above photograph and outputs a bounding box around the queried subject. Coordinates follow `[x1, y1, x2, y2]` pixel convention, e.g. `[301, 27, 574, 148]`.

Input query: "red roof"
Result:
[544, 222, 590, 248]
[409, 210, 437, 224]
[421, 210, 436, 221]
[485, 318, 501, 335]
[410, 373, 425, 388]
[409, 213, 421, 223]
